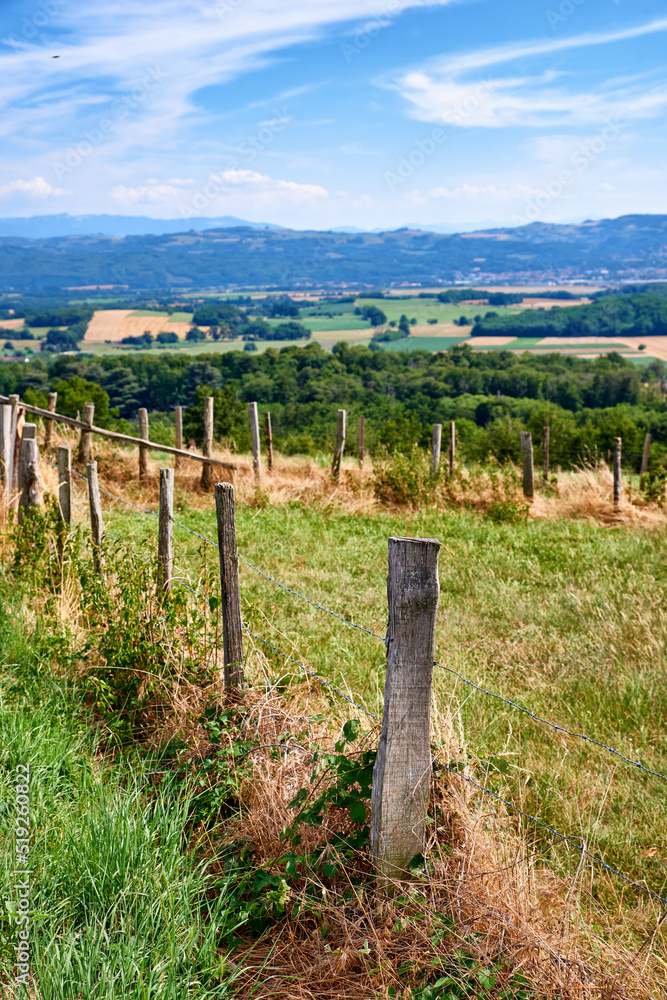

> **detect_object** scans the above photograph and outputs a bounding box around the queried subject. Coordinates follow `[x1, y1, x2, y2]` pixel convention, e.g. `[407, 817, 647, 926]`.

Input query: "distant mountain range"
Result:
[0, 213, 282, 239]
[1, 214, 666, 292]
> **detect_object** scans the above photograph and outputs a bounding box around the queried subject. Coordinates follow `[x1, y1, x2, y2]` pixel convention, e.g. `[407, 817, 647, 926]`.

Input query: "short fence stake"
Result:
[640, 432, 652, 487]
[57, 446, 72, 525]
[87, 460, 104, 572]
[431, 424, 442, 478]
[215, 482, 244, 689]
[371, 536, 441, 889]
[542, 425, 550, 481]
[78, 402, 94, 465]
[449, 421, 455, 476]
[138, 407, 149, 481]
[264, 411, 273, 473]
[157, 467, 174, 593]
[44, 392, 57, 450]
[18, 425, 39, 523]
[332, 408, 346, 480]
[520, 431, 534, 499]
[248, 401, 262, 483]
[201, 396, 214, 490]
[614, 437, 622, 509]
[174, 405, 183, 470]
[359, 414, 365, 468]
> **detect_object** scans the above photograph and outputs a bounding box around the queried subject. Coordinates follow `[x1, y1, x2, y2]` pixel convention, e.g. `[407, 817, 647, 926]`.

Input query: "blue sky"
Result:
[1, 0, 667, 230]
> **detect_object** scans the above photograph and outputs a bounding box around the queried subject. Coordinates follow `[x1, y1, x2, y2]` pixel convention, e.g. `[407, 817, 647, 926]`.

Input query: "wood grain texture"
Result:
[358, 414, 365, 468]
[57, 446, 72, 525]
[44, 392, 57, 450]
[542, 426, 550, 481]
[640, 432, 652, 478]
[265, 411, 273, 473]
[87, 460, 104, 572]
[138, 408, 149, 481]
[78, 402, 95, 465]
[215, 482, 244, 689]
[371, 536, 441, 888]
[614, 437, 622, 507]
[248, 402, 262, 482]
[0, 404, 11, 500]
[174, 405, 183, 470]
[331, 409, 346, 480]
[201, 396, 214, 490]
[157, 467, 174, 592]
[17, 437, 39, 524]
[431, 423, 442, 478]
[520, 431, 534, 499]
[449, 421, 455, 476]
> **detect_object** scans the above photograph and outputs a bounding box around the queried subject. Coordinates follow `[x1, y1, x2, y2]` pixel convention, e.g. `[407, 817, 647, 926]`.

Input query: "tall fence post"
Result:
[613, 437, 622, 508]
[640, 432, 652, 487]
[17, 425, 39, 524]
[215, 482, 244, 690]
[78, 402, 94, 465]
[57, 445, 72, 525]
[10, 396, 24, 498]
[332, 408, 346, 481]
[248, 402, 262, 483]
[44, 391, 57, 450]
[542, 425, 550, 481]
[158, 467, 174, 593]
[520, 431, 534, 499]
[138, 407, 149, 481]
[449, 421, 455, 476]
[358, 414, 365, 468]
[201, 396, 214, 490]
[371, 536, 441, 889]
[87, 460, 104, 572]
[431, 423, 442, 478]
[174, 405, 183, 471]
[0, 403, 11, 506]
[264, 411, 273, 473]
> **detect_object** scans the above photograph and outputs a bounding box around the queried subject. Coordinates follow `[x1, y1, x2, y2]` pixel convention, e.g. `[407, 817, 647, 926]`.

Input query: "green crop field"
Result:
[377, 336, 468, 352]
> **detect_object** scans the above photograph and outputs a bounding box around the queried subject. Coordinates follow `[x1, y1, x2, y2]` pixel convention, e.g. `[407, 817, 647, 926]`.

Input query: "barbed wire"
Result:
[442, 762, 667, 908]
[69, 467, 160, 518]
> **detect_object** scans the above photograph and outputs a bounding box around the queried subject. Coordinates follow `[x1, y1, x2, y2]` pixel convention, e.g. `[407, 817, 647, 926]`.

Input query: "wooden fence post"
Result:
[371, 535, 441, 888]
[57, 445, 71, 525]
[157, 467, 174, 593]
[431, 424, 442, 478]
[640, 432, 651, 486]
[359, 414, 365, 468]
[332, 408, 346, 481]
[17, 426, 39, 524]
[87, 460, 104, 572]
[78, 402, 94, 465]
[264, 411, 273, 473]
[520, 431, 534, 499]
[174, 405, 183, 471]
[138, 407, 149, 481]
[214, 482, 244, 689]
[542, 425, 550, 481]
[614, 437, 622, 508]
[0, 404, 11, 504]
[449, 421, 455, 476]
[44, 392, 57, 450]
[201, 396, 214, 490]
[10, 396, 24, 498]
[248, 402, 261, 482]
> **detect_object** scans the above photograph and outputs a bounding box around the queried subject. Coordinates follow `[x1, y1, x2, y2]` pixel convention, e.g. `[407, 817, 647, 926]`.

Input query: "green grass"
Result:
[357, 297, 522, 326]
[377, 336, 467, 352]
[128, 309, 169, 317]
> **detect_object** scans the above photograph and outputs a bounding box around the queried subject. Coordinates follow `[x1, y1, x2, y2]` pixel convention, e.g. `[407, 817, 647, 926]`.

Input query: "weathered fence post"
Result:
[174, 405, 183, 471]
[0, 404, 11, 505]
[78, 402, 94, 465]
[10, 396, 24, 497]
[371, 536, 441, 889]
[359, 414, 365, 468]
[138, 407, 149, 481]
[613, 437, 622, 508]
[157, 467, 174, 593]
[44, 391, 57, 450]
[201, 396, 214, 490]
[431, 424, 442, 478]
[449, 421, 455, 476]
[57, 445, 71, 525]
[332, 408, 346, 481]
[214, 482, 244, 689]
[640, 432, 652, 487]
[248, 402, 262, 483]
[264, 411, 273, 473]
[520, 431, 534, 499]
[87, 460, 104, 572]
[17, 425, 39, 523]
[542, 425, 550, 481]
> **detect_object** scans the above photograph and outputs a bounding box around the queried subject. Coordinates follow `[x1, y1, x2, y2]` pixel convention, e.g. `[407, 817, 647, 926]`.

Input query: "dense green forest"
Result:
[3, 339, 667, 471]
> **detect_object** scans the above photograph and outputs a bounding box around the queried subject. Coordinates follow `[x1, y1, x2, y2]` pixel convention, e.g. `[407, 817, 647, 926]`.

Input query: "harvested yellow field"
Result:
[84, 309, 133, 341]
[466, 335, 516, 346]
[0, 318, 25, 330]
[408, 322, 461, 337]
[84, 310, 192, 342]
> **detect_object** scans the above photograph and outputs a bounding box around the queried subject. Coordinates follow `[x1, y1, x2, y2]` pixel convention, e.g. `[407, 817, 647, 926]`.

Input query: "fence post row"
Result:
[449, 421, 455, 476]
[201, 396, 214, 490]
[78, 402, 94, 465]
[138, 407, 149, 481]
[640, 432, 651, 485]
[87, 460, 104, 573]
[332, 408, 346, 481]
[264, 411, 273, 473]
[174, 405, 183, 471]
[44, 392, 57, 451]
[248, 402, 262, 483]
[371, 536, 441, 889]
[17, 424, 40, 523]
[157, 468, 174, 593]
[542, 425, 550, 481]
[614, 437, 622, 508]
[520, 431, 534, 499]
[57, 446, 72, 525]
[214, 482, 244, 690]
[358, 414, 365, 468]
[431, 423, 442, 478]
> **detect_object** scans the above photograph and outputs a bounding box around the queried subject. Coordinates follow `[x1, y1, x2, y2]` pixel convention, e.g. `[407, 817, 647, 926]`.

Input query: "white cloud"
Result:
[112, 170, 328, 212]
[0, 176, 65, 199]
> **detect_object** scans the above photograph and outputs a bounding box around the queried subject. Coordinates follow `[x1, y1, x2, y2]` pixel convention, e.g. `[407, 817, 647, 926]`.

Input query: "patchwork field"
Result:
[84, 310, 192, 342]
